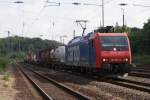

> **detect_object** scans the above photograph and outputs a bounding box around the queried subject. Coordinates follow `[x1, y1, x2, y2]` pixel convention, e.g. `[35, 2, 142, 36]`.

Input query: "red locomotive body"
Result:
[94, 32, 131, 74]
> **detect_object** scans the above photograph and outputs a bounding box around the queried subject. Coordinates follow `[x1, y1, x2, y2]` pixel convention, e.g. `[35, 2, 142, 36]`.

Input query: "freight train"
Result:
[26, 26, 132, 77]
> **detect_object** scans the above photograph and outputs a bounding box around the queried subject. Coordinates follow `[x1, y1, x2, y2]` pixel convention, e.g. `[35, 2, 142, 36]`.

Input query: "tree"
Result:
[0, 36, 62, 56]
[142, 19, 150, 38]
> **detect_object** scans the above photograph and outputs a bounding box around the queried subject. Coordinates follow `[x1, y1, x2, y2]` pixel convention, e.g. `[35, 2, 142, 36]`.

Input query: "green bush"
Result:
[0, 57, 9, 72]
[3, 72, 11, 81]
[133, 54, 150, 65]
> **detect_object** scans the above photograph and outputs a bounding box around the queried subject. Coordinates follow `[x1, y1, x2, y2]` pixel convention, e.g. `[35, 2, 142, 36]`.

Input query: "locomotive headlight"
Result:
[125, 58, 128, 61]
[103, 59, 106, 62]
[103, 58, 108, 62]
[123, 58, 128, 61]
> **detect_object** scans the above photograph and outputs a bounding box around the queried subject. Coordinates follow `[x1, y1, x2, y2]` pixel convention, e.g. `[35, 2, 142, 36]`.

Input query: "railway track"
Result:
[16, 64, 91, 100]
[15, 64, 52, 100]
[24, 63, 150, 94]
[105, 77, 150, 93]
[129, 71, 150, 78]
[130, 65, 150, 78]
[133, 69, 150, 73]
[76, 72, 150, 93]
[52, 66, 150, 94]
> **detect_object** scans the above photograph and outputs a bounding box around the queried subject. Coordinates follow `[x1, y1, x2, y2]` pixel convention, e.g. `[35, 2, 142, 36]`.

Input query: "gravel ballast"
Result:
[25, 63, 150, 100]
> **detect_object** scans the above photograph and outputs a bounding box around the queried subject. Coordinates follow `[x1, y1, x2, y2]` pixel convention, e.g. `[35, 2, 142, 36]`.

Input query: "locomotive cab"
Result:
[98, 33, 132, 75]
[65, 26, 132, 77]
[93, 26, 132, 75]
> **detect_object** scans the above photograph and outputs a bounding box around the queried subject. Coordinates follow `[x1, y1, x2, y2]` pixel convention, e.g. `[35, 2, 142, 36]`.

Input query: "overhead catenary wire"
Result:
[29, 1, 62, 29]
[104, 0, 117, 5]
[26, 1, 52, 34]
[133, 4, 150, 7]
[31, 5, 47, 25]
[21, 1, 150, 40]
[132, 3, 150, 15]
[30, 0, 118, 28]
[28, 1, 104, 39]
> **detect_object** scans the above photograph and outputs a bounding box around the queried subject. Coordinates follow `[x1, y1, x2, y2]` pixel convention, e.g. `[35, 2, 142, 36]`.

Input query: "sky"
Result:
[0, 0, 150, 44]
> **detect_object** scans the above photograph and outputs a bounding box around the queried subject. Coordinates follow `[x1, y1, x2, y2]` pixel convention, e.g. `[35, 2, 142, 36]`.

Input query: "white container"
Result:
[54, 46, 65, 63]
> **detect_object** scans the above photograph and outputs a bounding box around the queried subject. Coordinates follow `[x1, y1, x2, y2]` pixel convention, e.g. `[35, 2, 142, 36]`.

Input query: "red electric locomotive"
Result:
[66, 26, 132, 76]
[94, 33, 131, 75]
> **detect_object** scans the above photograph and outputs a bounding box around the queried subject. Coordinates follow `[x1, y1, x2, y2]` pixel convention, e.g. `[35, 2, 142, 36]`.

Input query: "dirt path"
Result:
[0, 65, 17, 100]
[0, 64, 41, 100]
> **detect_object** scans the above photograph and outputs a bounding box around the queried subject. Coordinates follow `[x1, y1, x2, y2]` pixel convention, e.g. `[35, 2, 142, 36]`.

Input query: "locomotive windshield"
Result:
[100, 36, 129, 51]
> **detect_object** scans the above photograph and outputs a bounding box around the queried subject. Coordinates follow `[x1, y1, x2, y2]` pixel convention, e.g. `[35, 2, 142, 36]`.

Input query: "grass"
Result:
[0, 57, 9, 73]
[3, 72, 11, 82]
[3, 72, 12, 88]
[0, 53, 23, 88]
[132, 54, 150, 65]
[0, 57, 12, 87]
[0, 52, 25, 73]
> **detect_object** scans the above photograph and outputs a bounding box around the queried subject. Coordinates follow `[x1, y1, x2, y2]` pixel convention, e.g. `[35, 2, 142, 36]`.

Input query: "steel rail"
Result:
[129, 72, 150, 78]
[110, 77, 150, 87]
[16, 64, 53, 100]
[55, 66, 150, 93]
[24, 66, 91, 100]
[133, 69, 150, 73]
[104, 78, 150, 93]
[71, 70, 150, 93]
[25, 63, 150, 94]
